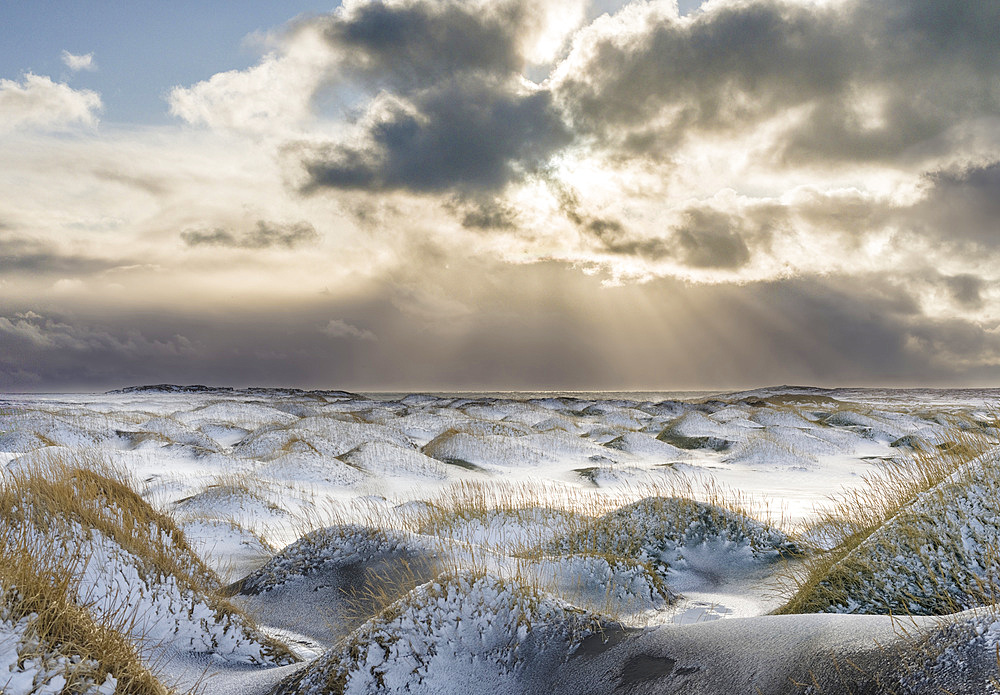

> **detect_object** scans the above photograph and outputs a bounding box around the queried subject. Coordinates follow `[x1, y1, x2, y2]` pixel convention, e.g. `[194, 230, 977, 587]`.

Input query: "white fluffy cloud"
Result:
[0, 74, 101, 132]
[61, 50, 96, 72]
[167, 24, 334, 134]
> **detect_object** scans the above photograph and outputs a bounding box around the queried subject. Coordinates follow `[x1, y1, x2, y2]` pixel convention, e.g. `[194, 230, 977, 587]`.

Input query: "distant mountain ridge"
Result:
[107, 384, 360, 398]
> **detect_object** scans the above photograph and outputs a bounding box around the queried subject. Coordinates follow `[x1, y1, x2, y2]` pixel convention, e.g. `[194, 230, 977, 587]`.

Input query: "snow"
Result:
[4, 386, 1000, 693]
[282, 571, 600, 695]
[238, 524, 434, 596]
[177, 518, 275, 583]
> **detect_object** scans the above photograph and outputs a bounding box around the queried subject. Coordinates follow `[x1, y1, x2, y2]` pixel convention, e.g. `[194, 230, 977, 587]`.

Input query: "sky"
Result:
[2, 0, 1000, 392]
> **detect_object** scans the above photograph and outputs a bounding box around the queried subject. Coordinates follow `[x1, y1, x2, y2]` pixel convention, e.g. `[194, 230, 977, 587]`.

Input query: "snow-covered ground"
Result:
[2, 385, 1000, 693]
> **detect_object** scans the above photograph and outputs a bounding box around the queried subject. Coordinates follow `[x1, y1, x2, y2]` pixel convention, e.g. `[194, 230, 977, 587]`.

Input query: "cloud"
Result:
[320, 0, 526, 90]
[452, 196, 520, 230]
[944, 274, 985, 309]
[168, 23, 333, 133]
[5, 262, 1000, 392]
[61, 50, 96, 72]
[181, 221, 319, 249]
[7, 0, 1000, 392]
[321, 318, 377, 341]
[0, 311, 196, 356]
[673, 209, 752, 269]
[292, 0, 577, 194]
[0, 235, 126, 275]
[552, 0, 1000, 165]
[298, 80, 571, 193]
[906, 161, 1000, 246]
[0, 73, 101, 132]
[0, 310, 201, 389]
[172, 0, 575, 193]
[553, 181, 786, 272]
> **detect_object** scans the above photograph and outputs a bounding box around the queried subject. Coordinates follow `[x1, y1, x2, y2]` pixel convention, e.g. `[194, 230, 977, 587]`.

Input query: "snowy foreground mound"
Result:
[5, 386, 1000, 693]
[275, 571, 600, 695]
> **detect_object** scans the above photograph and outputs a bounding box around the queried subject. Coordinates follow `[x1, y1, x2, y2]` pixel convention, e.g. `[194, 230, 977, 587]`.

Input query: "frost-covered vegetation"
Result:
[781, 432, 1000, 616]
[4, 386, 1000, 693]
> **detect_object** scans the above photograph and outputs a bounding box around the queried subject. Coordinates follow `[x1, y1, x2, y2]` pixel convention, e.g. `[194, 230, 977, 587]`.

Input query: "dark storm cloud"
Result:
[585, 216, 672, 260]
[0, 313, 198, 391]
[291, 0, 572, 194]
[905, 318, 1000, 366]
[319, 0, 526, 91]
[558, 183, 781, 269]
[683, 273, 1000, 386]
[181, 220, 319, 249]
[907, 162, 1000, 245]
[673, 209, 752, 269]
[944, 274, 986, 309]
[553, 182, 669, 258]
[0, 311, 195, 365]
[0, 303, 392, 391]
[299, 81, 571, 193]
[0, 235, 125, 275]
[557, 0, 1000, 164]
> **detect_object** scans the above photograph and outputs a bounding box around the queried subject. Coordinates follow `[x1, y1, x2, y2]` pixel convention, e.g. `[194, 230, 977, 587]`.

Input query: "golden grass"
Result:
[1, 454, 169, 693]
[1, 451, 220, 593]
[1, 533, 167, 694]
[402, 476, 786, 547]
[0, 450, 296, 690]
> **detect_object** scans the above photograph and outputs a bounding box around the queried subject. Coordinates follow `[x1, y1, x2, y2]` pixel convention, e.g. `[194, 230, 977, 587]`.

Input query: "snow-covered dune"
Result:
[3, 386, 1000, 693]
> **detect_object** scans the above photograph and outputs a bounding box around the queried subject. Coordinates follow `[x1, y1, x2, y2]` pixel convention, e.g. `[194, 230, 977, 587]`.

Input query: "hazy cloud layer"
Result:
[0, 235, 125, 275]
[5, 266, 1000, 391]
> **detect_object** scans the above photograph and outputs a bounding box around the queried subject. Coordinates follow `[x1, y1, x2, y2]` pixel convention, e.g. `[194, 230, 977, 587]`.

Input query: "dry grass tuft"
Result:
[289, 476, 790, 625]
[1, 453, 169, 693]
[2, 451, 220, 593]
[1, 534, 167, 694]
